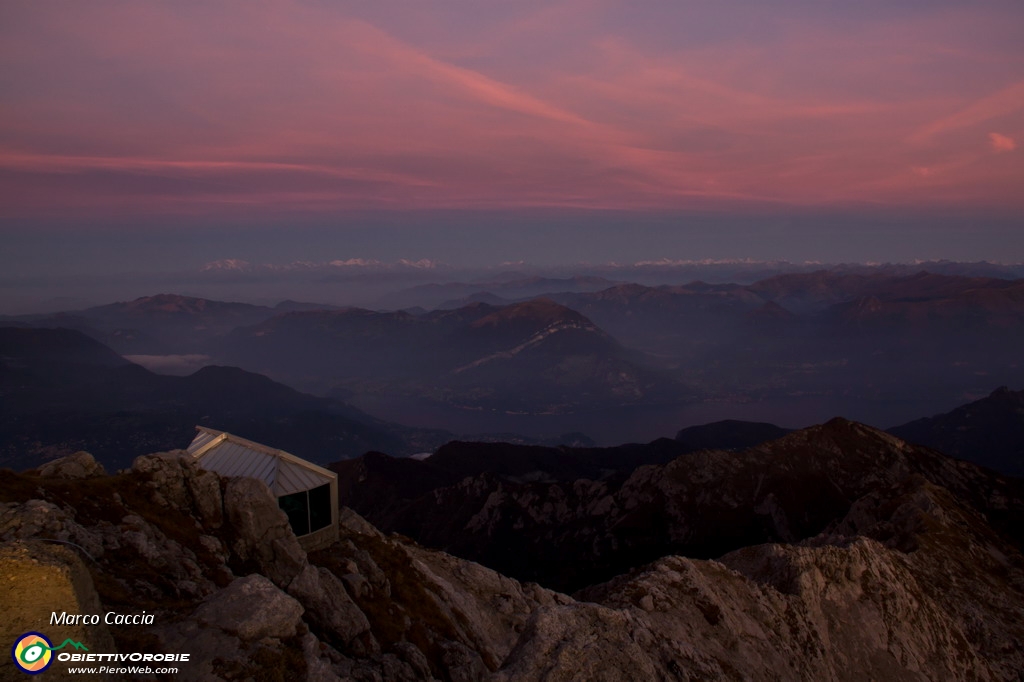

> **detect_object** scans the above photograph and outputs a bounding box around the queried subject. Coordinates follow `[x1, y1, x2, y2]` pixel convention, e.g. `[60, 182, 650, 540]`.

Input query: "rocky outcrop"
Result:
[286, 564, 376, 656]
[889, 385, 1024, 476]
[193, 574, 305, 640]
[0, 452, 558, 680]
[340, 419, 1024, 592]
[498, 473, 1024, 681]
[223, 476, 306, 586]
[37, 451, 107, 479]
[2, 423, 1023, 681]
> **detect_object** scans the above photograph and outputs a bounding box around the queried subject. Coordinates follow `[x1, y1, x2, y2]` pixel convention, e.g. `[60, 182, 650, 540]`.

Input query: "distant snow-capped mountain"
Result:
[197, 258, 446, 274]
[199, 258, 252, 272]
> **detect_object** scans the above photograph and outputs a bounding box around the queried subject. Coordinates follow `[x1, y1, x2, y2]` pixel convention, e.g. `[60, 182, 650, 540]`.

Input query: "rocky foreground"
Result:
[2, 425, 1024, 681]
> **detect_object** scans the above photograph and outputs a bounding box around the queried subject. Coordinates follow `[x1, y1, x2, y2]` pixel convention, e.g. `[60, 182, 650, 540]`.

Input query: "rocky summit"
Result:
[2, 422, 1024, 681]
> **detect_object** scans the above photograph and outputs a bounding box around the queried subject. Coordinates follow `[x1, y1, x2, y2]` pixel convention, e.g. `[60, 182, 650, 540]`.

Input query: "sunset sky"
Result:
[1, 0, 1022, 274]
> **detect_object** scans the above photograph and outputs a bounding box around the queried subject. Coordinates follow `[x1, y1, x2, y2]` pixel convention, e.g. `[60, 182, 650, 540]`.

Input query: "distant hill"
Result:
[6, 271, 1023, 444]
[2, 294, 345, 356]
[374, 275, 624, 310]
[220, 299, 674, 413]
[675, 420, 792, 452]
[0, 326, 449, 471]
[889, 387, 1024, 476]
[0, 325, 129, 369]
[551, 274, 1024, 429]
[551, 272, 1024, 354]
[5, 294, 281, 354]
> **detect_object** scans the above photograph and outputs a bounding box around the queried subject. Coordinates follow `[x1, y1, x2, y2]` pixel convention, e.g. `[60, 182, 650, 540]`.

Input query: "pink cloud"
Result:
[911, 81, 1024, 142]
[1, 2, 1023, 216]
[989, 133, 1016, 152]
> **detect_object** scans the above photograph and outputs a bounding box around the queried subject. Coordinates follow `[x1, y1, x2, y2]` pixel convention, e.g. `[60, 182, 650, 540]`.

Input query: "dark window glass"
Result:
[278, 490, 310, 536]
[308, 483, 332, 532]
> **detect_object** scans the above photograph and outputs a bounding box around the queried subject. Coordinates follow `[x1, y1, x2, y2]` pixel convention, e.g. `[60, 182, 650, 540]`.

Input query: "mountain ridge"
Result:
[0, 327, 449, 470]
[3, 419, 1023, 679]
[332, 418, 1024, 592]
[889, 386, 1024, 476]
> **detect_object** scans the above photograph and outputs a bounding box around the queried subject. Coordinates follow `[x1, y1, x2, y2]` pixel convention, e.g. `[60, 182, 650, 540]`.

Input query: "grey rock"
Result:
[37, 451, 106, 479]
[496, 603, 663, 682]
[339, 507, 385, 538]
[301, 632, 344, 682]
[391, 641, 434, 680]
[1, 499, 69, 539]
[498, 475, 1024, 681]
[131, 451, 196, 509]
[287, 563, 377, 656]
[187, 468, 224, 529]
[153, 618, 243, 681]
[439, 640, 490, 682]
[7, 423, 1023, 682]
[341, 571, 371, 599]
[389, 538, 558, 670]
[223, 476, 306, 587]
[194, 574, 304, 640]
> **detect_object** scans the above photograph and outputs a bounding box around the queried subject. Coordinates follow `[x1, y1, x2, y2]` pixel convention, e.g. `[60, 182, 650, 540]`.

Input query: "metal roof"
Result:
[187, 427, 335, 497]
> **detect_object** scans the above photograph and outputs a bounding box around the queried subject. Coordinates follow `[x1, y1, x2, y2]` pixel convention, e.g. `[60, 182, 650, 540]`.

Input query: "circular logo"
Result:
[11, 632, 53, 675]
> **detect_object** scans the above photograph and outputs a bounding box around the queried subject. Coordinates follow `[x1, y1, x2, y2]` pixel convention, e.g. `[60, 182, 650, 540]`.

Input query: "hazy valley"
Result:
[4, 263, 1022, 454]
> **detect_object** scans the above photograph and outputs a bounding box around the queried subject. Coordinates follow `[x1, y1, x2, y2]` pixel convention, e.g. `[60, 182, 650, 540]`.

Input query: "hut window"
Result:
[308, 483, 332, 532]
[278, 483, 332, 537]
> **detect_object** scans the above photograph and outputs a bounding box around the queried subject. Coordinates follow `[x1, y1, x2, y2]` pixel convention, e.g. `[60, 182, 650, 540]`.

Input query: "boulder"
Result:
[131, 451, 196, 509]
[186, 468, 224, 530]
[300, 632, 344, 682]
[287, 564, 377, 656]
[38, 451, 106, 479]
[0, 499, 69, 539]
[194, 574, 304, 640]
[131, 451, 225, 529]
[223, 477, 306, 587]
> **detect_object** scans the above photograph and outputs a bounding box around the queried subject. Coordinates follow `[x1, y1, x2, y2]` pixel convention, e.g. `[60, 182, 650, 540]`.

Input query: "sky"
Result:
[1, 0, 1023, 281]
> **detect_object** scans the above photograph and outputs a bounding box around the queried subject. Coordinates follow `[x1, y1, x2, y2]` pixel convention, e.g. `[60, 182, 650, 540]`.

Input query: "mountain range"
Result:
[217, 297, 674, 414]
[0, 326, 449, 471]
[330, 418, 1024, 592]
[3, 270, 1024, 678]
[3, 266, 1023, 444]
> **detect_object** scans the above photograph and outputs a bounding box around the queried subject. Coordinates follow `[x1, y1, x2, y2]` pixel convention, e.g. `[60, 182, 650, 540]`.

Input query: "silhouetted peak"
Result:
[762, 417, 908, 457]
[592, 283, 655, 300]
[273, 300, 338, 312]
[0, 326, 128, 367]
[121, 294, 210, 312]
[675, 420, 791, 452]
[92, 294, 269, 316]
[190, 364, 253, 379]
[469, 298, 587, 328]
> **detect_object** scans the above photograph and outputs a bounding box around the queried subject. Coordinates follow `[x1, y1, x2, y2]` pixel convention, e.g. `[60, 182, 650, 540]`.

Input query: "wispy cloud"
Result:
[911, 81, 1024, 142]
[989, 132, 1016, 153]
[0, 152, 437, 187]
[1, 1, 1022, 216]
